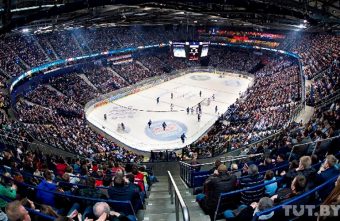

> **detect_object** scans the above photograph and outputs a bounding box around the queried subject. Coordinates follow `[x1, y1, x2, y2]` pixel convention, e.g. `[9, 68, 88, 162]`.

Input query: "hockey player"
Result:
[186, 107, 190, 115]
[215, 105, 218, 113]
[197, 113, 201, 122]
[170, 103, 174, 111]
[148, 119, 152, 128]
[162, 122, 167, 131]
[171, 93, 174, 99]
[191, 107, 194, 115]
[212, 94, 215, 101]
[121, 122, 125, 131]
[180, 133, 186, 143]
[104, 114, 107, 120]
[156, 97, 160, 104]
[199, 91, 202, 97]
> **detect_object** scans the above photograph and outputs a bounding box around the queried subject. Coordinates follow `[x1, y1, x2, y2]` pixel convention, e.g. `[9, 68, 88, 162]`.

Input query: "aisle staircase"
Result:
[294, 105, 315, 124]
[142, 175, 210, 221]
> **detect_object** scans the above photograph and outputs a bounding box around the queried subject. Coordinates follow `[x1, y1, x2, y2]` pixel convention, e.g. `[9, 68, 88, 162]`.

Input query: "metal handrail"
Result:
[179, 153, 263, 167]
[168, 171, 190, 221]
[179, 153, 264, 187]
[288, 134, 340, 160]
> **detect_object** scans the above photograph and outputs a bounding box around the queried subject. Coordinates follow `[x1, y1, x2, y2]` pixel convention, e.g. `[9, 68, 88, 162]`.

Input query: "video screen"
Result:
[173, 45, 186, 58]
[188, 44, 199, 60]
[201, 45, 209, 57]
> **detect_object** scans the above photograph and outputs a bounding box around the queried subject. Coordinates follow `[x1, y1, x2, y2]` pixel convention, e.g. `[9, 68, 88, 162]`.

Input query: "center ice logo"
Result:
[145, 120, 187, 141]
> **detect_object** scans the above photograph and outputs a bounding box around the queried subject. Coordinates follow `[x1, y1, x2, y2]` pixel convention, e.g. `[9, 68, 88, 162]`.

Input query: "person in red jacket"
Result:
[55, 158, 68, 177]
[132, 165, 145, 192]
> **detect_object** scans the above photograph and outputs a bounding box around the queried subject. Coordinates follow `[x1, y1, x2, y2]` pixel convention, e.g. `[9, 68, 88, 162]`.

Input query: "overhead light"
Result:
[194, 20, 198, 23]
[22, 28, 30, 33]
[303, 19, 308, 23]
[298, 24, 306, 29]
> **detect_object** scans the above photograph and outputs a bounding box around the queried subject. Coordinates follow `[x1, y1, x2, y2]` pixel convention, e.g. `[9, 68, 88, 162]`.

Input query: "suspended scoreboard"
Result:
[170, 41, 210, 60]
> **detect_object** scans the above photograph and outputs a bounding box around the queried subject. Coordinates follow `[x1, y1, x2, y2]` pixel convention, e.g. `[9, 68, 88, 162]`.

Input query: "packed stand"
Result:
[49, 72, 100, 105]
[73, 27, 121, 53]
[37, 31, 83, 59]
[306, 63, 340, 106]
[290, 34, 339, 79]
[111, 62, 158, 85]
[82, 66, 129, 94]
[193, 101, 340, 219]
[0, 147, 155, 221]
[209, 47, 260, 72]
[15, 97, 141, 162]
[185, 58, 301, 158]
[0, 40, 24, 77]
[4, 35, 50, 68]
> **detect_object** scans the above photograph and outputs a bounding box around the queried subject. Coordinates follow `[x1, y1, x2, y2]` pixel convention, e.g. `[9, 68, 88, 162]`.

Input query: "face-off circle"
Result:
[145, 120, 187, 141]
[190, 75, 211, 81]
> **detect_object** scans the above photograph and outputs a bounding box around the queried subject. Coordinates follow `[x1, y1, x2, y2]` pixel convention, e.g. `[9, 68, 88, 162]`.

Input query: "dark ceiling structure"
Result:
[1, 0, 339, 32]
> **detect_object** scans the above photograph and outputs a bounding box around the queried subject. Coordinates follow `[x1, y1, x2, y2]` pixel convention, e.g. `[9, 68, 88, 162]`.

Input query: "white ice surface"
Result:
[86, 72, 252, 152]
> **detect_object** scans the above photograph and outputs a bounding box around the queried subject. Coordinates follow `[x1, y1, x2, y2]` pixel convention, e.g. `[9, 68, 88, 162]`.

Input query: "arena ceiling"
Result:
[1, 0, 339, 32]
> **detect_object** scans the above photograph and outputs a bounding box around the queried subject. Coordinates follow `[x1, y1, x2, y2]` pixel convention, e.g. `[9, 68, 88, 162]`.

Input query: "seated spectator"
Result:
[100, 176, 113, 199]
[111, 162, 124, 175]
[283, 156, 316, 187]
[196, 164, 237, 217]
[5, 200, 31, 221]
[318, 175, 340, 221]
[0, 209, 7, 221]
[223, 197, 274, 221]
[92, 202, 136, 221]
[275, 154, 288, 176]
[316, 155, 339, 199]
[131, 165, 145, 192]
[259, 157, 274, 172]
[108, 174, 141, 211]
[65, 166, 80, 184]
[271, 175, 307, 204]
[0, 177, 17, 211]
[207, 160, 222, 174]
[36, 170, 57, 207]
[230, 163, 242, 178]
[264, 170, 277, 197]
[190, 157, 201, 172]
[239, 164, 264, 205]
[75, 176, 107, 212]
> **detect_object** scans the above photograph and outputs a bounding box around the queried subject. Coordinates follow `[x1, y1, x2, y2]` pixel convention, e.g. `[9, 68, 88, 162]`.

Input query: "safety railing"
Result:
[179, 153, 263, 187]
[168, 171, 190, 221]
[315, 91, 340, 108]
[288, 135, 340, 161]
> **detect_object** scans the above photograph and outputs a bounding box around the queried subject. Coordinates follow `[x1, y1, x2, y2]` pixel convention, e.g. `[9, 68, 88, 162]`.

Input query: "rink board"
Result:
[86, 72, 252, 152]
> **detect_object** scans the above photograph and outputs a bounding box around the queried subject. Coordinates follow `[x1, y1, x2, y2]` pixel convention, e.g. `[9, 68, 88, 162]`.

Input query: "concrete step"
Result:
[148, 190, 195, 200]
[151, 184, 187, 192]
[143, 212, 210, 221]
[146, 199, 201, 211]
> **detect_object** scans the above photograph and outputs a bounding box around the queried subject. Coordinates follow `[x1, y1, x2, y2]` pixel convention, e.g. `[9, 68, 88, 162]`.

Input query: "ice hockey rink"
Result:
[86, 72, 253, 152]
